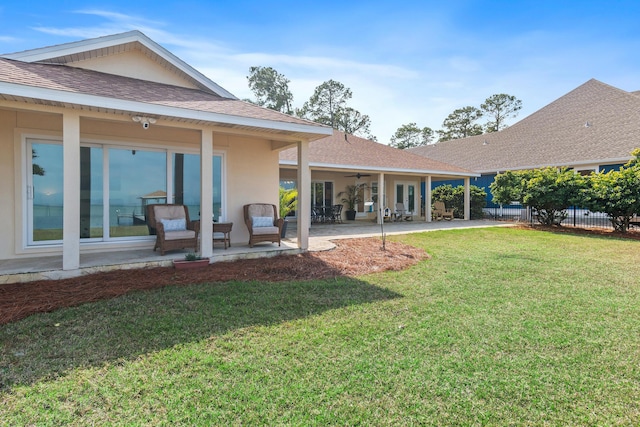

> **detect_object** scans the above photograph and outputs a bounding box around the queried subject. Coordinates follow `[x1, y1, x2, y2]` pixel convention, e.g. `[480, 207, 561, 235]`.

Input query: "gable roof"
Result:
[280, 130, 477, 178]
[2, 30, 233, 98]
[0, 32, 331, 141]
[409, 79, 640, 173]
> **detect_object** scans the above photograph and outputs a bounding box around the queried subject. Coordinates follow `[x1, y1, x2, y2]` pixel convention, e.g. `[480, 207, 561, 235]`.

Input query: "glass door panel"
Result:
[30, 143, 64, 243]
[80, 146, 104, 239]
[109, 148, 166, 238]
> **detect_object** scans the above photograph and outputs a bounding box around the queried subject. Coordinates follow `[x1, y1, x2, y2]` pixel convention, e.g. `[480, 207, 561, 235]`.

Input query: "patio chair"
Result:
[147, 204, 200, 255]
[244, 203, 284, 247]
[433, 201, 454, 221]
[395, 203, 414, 221]
[331, 204, 344, 223]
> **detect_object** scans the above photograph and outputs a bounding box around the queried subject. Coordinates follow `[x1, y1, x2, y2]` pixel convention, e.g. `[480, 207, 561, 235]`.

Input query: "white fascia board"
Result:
[2, 31, 237, 99]
[279, 160, 479, 177]
[0, 82, 332, 136]
[477, 157, 633, 174]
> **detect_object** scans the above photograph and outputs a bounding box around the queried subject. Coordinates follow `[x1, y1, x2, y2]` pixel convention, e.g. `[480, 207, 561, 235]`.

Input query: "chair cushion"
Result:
[253, 226, 279, 235]
[252, 216, 273, 227]
[154, 205, 187, 221]
[160, 218, 186, 231]
[164, 230, 196, 240]
[248, 204, 275, 218]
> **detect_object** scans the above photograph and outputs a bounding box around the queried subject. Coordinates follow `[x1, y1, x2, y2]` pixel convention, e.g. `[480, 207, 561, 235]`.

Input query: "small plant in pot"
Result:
[173, 252, 209, 269]
[279, 186, 298, 238]
[338, 183, 367, 221]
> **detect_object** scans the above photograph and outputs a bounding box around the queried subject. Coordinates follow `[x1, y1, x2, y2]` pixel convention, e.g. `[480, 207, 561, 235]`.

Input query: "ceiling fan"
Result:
[344, 172, 372, 179]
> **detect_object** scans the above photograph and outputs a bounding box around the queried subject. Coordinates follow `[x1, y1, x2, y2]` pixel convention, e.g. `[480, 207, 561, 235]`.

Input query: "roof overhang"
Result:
[280, 160, 480, 179]
[0, 81, 333, 142]
[476, 156, 634, 174]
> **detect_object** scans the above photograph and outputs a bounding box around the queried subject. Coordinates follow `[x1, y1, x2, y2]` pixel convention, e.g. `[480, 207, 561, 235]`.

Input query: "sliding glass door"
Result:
[26, 139, 225, 246]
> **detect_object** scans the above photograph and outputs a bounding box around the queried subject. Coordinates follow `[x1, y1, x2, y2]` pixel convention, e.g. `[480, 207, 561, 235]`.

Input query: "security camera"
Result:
[132, 115, 156, 129]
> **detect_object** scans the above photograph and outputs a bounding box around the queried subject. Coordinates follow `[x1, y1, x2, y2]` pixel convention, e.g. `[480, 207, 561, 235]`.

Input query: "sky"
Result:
[1, 0, 639, 143]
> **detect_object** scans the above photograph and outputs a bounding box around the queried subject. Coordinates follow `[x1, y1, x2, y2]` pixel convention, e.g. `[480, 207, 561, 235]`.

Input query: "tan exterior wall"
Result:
[0, 109, 17, 259]
[70, 50, 200, 89]
[0, 106, 282, 260]
[223, 134, 280, 245]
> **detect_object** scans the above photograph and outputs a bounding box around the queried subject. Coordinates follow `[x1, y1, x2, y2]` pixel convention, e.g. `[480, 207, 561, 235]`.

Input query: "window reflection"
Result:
[28, 142, 224, 244]
[109, 148, 166, 238]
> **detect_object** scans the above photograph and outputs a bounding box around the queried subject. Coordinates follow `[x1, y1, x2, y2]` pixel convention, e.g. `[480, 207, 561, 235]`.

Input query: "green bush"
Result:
[491, 168, 585, 226]
[581, 149, 640, 232]
[432, 184, 487, 219]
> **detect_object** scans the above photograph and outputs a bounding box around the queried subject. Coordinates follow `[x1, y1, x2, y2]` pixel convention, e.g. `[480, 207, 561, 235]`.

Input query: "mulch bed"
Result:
[0, 238, 428, 325]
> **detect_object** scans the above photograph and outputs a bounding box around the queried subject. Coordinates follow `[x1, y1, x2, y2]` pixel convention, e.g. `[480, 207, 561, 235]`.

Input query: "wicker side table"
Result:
[213, 222, 233, 249]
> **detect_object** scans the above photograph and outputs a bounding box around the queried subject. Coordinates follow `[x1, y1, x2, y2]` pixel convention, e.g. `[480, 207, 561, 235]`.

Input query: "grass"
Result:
[1, 227, 639, 425]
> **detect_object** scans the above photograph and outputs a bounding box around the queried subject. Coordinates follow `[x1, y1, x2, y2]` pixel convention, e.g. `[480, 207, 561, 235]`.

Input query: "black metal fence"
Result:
[485, 205, 633, 230]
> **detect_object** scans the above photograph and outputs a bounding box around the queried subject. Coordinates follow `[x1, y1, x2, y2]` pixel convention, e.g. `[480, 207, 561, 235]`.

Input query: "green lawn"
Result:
[1, 227, 639, 425]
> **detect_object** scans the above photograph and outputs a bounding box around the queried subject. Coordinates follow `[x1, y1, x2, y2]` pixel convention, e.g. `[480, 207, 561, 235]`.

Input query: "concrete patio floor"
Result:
[0, 219, 505, 284]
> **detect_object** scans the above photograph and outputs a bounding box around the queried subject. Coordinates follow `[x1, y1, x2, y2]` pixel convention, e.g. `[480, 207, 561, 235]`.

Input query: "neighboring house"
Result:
[409, 79, 640, 207]
[0, 31, 331, 271]
[279, 130, 478, 222]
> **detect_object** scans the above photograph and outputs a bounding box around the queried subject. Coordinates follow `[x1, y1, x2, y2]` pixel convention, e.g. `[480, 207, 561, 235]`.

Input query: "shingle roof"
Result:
[409, 79, 640, 173]
[0, 57, 329, 137]
[280, 129, 476, 177]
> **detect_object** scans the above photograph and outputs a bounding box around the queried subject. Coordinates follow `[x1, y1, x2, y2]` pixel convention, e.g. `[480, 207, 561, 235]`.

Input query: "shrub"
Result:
[581, 149, 640, 232]
[432, 184, 487, 219]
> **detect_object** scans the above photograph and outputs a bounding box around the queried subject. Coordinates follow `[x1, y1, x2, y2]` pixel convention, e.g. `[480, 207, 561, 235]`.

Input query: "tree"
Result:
[491, 168, 585, 226]
[480, 94, 522, 133]
[32, 149, 45, 176]
[334, 107, 373, 138]
[389, 123, 435, 149]
[437, 106, 483, 141]
[581, 149, 640, 232]
[247, 66, 294, 114]
[297, 79, 352, 128]
[490, 170, 526, 206]
[298, 79, 374, 138]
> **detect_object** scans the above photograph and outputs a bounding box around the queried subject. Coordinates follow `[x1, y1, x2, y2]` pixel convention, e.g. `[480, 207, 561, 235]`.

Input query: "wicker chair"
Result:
[243, 203, 284, 248]
[147, 204, 200, 255]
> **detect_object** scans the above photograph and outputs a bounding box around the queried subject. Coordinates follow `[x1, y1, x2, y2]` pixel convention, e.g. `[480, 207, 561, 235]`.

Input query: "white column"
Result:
[425, 175, 432, 222]
[297, 140, 311, 250]
[62, 112, 81, 270]
[199, 130, 213, 258]
[464, 177, 471, 220]
[377, 172, 385, 224]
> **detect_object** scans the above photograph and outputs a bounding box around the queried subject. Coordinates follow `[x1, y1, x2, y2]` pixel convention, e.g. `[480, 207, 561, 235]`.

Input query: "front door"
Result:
[395, 181, 417, 214]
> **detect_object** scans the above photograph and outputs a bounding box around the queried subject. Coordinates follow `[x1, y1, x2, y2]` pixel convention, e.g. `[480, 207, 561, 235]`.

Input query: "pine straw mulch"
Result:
[0, 238, 428, 325]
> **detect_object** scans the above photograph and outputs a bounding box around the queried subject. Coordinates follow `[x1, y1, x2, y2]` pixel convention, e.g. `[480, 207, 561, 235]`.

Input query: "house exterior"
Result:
[0, 31, 332, 271]
[409, 79, 640, 207]
[280, 130, 478, 221]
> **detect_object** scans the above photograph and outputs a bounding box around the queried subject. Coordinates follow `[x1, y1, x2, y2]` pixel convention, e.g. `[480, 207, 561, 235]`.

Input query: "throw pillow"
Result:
[252, 216, 273, 227]
[160, 218, 187, 231]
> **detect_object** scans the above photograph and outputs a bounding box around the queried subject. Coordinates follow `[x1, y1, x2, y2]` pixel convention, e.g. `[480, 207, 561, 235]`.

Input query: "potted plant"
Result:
[338, 183, 367, 221]
[279, 186, 298, 237]
[173, 252, 209, 269]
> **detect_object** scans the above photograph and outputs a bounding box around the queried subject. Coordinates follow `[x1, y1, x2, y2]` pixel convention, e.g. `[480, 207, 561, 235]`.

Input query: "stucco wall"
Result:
[222, 134, 279, 245]
[0, 107, 281, 260]
[70, 49, 200, 90]
[0, 109, 17, 259]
